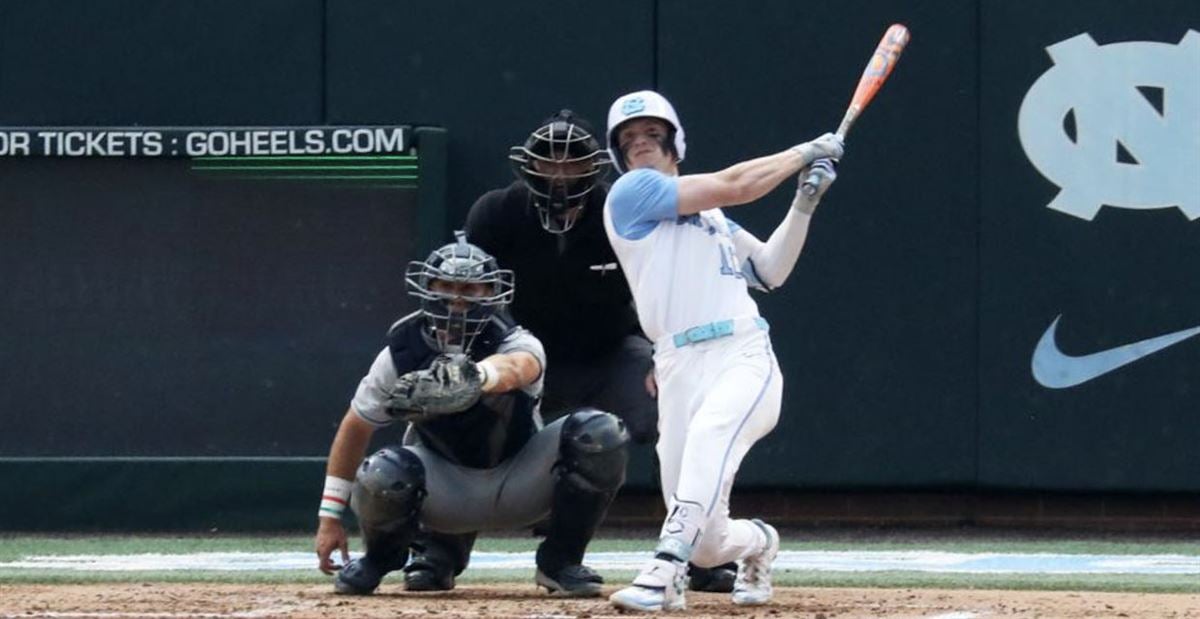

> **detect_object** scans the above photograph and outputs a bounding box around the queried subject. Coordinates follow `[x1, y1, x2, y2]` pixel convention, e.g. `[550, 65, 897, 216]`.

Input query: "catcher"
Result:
[314, 233, 628, 597]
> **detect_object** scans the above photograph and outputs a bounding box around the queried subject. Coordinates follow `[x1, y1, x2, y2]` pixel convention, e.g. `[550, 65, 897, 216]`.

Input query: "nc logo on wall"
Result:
[1018, 31, 1200, 220]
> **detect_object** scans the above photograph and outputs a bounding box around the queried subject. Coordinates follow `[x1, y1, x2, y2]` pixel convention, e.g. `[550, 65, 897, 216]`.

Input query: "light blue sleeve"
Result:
[608, 169, 679, 240]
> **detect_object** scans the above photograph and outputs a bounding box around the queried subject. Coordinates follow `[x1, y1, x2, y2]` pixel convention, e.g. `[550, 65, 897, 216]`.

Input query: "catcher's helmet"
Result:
[509, 109, 611, 234]
[405, 231, 514, 353]
[606, 90, 687, 174]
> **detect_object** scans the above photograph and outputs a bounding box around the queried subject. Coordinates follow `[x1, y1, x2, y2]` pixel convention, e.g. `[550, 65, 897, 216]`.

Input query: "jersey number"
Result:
[718, 242, 744, 280]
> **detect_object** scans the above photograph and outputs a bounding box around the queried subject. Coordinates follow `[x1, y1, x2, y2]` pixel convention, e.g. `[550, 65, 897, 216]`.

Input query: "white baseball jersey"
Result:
[603, 168, 760, 341]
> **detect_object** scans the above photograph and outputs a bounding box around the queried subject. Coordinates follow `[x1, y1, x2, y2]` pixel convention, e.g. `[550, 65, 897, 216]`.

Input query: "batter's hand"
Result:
[792, 159, 838, 214]
[644, 368, 657, 398]
[315, 517, 350, 574]
[791, 133, 844, 167]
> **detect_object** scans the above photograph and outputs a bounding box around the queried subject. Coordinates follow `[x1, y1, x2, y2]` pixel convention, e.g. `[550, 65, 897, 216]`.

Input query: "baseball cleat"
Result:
[334, 556, 386, 595]
[535, 564, 604, 597]
[403, 565, 456, 592]
[731, 519, 779, 605]
[688, 561, 737, 593]
[609, 557, 687, 612]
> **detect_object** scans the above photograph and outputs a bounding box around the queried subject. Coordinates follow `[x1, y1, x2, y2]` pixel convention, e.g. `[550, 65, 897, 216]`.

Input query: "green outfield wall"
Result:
[1, 0, 1197, 530]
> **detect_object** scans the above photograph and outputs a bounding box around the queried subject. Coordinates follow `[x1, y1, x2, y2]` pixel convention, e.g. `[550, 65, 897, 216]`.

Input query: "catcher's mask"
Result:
[405, 232, 514, 354]
[509, 109, 611, 234]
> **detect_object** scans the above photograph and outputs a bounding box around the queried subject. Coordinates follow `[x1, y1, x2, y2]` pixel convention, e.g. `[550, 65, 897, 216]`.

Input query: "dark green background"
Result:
[0, 0, 1197, 529]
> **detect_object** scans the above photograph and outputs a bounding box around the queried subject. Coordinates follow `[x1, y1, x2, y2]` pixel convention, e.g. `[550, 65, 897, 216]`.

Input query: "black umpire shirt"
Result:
[465, 181, 640, 364]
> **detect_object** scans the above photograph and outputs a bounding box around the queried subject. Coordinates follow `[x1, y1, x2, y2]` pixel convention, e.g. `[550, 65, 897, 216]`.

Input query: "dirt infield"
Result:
[2, 583, 1198, 618]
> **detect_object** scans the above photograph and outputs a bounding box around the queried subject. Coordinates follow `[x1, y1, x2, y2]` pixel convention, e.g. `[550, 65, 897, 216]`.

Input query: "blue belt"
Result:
[672, 317, 769, 348]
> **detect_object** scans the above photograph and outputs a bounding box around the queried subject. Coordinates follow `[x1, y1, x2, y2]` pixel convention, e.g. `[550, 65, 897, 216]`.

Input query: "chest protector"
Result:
[386, 311, 539, 468]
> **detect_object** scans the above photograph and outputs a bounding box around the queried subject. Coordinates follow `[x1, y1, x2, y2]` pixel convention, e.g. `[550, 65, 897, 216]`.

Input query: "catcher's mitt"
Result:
[384, 354, 484, 422]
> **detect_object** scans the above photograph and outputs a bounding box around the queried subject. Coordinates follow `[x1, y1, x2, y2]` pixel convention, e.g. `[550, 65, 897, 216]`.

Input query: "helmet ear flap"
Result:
[662, 126, 679, 160]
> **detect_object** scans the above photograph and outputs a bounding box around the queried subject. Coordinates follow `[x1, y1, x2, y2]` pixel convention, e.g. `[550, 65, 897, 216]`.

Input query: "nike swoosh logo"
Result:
[1031, 315, 1200, 389]
[589, 262, 619, 272]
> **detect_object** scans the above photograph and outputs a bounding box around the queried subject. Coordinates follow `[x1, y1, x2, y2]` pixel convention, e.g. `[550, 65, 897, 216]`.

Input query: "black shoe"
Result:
[688, 562, 737, 593]
[535, 564, 604, 598]
[334, 556, 387, 595]
[403, 565, 456, 591]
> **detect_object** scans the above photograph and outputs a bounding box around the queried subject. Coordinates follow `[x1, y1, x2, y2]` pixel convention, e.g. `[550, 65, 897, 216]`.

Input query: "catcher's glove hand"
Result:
[384, 354, 484, 422]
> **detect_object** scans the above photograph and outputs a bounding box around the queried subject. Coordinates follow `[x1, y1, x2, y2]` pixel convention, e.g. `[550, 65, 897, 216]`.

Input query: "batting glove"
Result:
[792, 159, 838, 214]
[791, 133, 844, 167]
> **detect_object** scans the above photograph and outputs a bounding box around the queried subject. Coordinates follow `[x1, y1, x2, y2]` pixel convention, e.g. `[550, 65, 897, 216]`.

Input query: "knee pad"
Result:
[354, 447, 427, 521]
[557, 409, 629, 494]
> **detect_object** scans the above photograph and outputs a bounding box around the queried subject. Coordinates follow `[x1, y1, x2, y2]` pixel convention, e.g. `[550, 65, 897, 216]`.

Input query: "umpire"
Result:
[465, 109, 656, 442]
[462, 109, 737, 593]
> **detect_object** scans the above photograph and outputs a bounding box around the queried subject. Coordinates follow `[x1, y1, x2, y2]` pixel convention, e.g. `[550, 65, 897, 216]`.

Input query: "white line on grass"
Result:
[3, 550, 1197, 574]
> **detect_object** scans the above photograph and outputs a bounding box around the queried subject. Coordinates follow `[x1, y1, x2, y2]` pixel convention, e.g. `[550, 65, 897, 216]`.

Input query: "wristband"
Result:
[478, 360, 500, 390]
[318, 475, 353, 519]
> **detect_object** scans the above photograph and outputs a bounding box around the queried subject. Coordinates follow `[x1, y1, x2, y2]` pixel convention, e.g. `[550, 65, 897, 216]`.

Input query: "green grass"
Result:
[0, 532, 1197, 593]
[0, 535, 312, 560]
[768, 571, 1200, 593]
[781, 538, 1200, 555]
[3, 532, 1198, 559]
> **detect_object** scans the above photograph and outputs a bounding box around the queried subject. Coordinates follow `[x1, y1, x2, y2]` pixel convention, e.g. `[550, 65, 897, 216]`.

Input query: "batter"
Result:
[602, 90, 844, 612]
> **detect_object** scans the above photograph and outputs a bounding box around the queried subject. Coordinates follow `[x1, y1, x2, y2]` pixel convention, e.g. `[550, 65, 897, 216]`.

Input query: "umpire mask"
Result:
[509, 109, 611, 234]
[405, 232, 515, 354]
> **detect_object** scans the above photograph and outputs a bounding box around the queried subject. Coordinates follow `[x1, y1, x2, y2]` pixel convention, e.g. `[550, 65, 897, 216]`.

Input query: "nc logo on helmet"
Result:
[621, 97, 647, 116]
[1018, 30, 1200, 220]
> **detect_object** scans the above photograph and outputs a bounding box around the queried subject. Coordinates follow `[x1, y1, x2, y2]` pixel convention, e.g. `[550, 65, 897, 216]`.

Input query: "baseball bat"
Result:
[801, 23, 911, 195]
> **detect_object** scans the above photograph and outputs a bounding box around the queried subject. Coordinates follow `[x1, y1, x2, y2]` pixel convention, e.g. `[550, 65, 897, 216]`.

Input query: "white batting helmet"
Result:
[606, 90, 686, 173]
